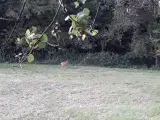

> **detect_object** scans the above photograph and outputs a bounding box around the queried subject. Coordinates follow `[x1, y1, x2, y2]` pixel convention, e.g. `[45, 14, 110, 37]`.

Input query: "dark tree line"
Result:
[0, 0, 160, 68]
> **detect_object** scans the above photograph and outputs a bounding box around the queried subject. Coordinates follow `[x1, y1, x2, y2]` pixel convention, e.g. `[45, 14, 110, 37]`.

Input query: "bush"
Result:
[30, 51, 158, 68]
[41, 52, 131, 68]
[81, 52, 131, 68]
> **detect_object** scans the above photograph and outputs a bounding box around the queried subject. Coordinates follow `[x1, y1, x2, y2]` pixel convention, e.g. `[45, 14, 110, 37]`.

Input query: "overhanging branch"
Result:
[16, 1, 62, 66]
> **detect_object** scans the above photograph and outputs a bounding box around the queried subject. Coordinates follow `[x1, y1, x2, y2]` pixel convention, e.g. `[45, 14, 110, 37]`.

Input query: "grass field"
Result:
[0, 64, 160, 120]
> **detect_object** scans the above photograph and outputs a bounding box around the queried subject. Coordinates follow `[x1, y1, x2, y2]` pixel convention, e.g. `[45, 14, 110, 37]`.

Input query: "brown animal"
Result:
[61, 60, 68, 68]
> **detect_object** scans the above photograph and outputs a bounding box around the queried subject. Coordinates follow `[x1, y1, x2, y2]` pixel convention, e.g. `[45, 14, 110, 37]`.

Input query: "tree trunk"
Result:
[101, 40, 105, 52]
[155, 55, 158, 67]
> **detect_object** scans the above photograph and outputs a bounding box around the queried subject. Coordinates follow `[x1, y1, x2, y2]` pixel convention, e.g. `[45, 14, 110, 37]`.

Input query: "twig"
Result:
[47, 42, 59, 47]
[3, 0, 27, 46]
[13, 47, 34, 68]
[34, 2, 61, 47]
[0, 17, 16, 21]
[140, 0, 145, 8]
[91, 2, 100, 28]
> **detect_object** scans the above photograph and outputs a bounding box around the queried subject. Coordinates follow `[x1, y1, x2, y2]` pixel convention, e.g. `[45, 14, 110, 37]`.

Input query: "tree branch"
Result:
[91, 2, 100, 28]
[0, 17, 16, 21]
[15, 1, 62, 67]
[3, 0, 27, 46]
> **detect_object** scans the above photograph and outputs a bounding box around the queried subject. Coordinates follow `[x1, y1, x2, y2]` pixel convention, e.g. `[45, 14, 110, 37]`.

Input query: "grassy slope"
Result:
[0, 64, 160, 120]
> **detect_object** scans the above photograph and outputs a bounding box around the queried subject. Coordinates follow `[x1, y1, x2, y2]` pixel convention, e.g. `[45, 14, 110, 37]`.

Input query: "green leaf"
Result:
[72, 29, 81, 36]
[74, 1, 79, 8]
[26, 38, 29, 45]
[16, 38, 21, 44]
[77, 11, 85, 19]
[38, 42, 46, 49]
[83, 8, 90, 16]
[34, 44, 39, 49]
[16, 38, 26, 45]
[30, 39, 37, 45]
[91, 29, 98, 36]
[26, 29, 31, 37]
[35, 34, 41, 38]
[40, 34, 48, 42]
[70, 15, 78, 21]
[31, 26, 37, 33]
[72, 21, 76, 28]
[79, 17, 88, 26]
[85, 29, 98, 36]
[77, 8, 90, 19]
[16, 38, 25, 45]
[27, 54, 34, 63]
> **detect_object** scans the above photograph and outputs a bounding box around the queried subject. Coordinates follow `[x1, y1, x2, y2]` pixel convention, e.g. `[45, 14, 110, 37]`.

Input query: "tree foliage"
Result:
[0, 0, 160, 67]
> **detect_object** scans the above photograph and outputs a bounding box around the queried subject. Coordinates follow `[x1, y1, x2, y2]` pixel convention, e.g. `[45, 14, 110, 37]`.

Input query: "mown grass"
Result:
[0, 63, 160, 120]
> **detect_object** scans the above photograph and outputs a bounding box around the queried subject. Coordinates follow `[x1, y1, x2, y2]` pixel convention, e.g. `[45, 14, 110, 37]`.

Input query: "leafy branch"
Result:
[14, 0, 100, 66]
[15, 1, 62, 66]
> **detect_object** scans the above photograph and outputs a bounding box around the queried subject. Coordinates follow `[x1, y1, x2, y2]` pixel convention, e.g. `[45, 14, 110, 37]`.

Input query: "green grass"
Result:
[148, 104, 160, 117]
[65, 108, 97, 120]
[0, 63, 160, 120]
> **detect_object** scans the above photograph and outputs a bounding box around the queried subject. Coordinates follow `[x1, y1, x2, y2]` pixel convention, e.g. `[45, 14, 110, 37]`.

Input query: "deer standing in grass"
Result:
[61, 60, 68, 68]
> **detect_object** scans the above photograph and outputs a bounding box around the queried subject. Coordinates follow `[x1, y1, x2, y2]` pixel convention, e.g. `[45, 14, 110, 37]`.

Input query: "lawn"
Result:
[0, 64, 160, 120]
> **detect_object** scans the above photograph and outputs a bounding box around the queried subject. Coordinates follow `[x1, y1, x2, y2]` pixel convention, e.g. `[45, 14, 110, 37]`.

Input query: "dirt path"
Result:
[0, 65, 160, 120]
